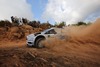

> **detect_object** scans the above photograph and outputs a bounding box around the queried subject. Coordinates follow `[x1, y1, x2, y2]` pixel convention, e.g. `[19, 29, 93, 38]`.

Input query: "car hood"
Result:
[27, 34, 35, 41]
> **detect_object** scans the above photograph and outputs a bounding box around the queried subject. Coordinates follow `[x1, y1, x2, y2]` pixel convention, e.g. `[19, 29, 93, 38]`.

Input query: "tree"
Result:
[77, 21, 86, 26]
[11, 16, 21, 26]
[22, 18, 28, 24]
[55, 21, 66, 28]
[40, 22, 52, 29]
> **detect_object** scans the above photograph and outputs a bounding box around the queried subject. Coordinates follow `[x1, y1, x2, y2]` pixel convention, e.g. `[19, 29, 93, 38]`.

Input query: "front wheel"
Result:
[35, 38, 45, 48]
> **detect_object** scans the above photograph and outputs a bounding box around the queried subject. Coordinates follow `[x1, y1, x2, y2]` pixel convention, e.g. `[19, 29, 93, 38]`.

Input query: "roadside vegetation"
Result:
[0, 16, 92, 40]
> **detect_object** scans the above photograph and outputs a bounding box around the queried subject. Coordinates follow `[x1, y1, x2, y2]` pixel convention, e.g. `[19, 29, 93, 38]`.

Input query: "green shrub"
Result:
[77, 21, 86, 26]
[55, 21, 66, 28]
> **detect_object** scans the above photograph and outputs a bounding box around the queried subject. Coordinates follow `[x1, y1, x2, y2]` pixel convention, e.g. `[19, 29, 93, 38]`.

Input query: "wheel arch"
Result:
[34, 35, 46, 46]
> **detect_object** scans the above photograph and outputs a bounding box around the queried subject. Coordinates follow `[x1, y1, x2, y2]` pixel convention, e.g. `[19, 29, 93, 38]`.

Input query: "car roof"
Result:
[42, 28, 55, 33]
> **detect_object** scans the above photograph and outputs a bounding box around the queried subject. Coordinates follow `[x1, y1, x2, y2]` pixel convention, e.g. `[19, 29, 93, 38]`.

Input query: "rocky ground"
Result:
[0, 44, 100, 67]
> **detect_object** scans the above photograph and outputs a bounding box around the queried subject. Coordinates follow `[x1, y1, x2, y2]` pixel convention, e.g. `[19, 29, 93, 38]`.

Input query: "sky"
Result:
[27, 0, 49, 23]
[0, 0, 100, 25]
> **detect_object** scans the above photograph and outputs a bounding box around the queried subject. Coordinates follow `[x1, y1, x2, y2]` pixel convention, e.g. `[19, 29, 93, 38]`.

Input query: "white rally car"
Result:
[26, 28, 65, 48]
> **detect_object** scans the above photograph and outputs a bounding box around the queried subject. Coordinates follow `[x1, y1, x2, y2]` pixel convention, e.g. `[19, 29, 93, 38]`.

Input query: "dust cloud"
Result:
[44, 19, 100, 57]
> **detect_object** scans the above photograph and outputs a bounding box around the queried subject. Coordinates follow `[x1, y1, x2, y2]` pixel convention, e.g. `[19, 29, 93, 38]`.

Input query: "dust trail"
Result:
[43, 19, 100, 56]
[70, 18, 100, 45]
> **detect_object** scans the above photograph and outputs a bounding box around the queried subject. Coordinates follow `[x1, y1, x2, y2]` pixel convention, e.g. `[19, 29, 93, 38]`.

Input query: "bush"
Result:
[55, 22, 66, 28]
[77, 21, 86, 26]
[22, 18, 28, 24]
[0, 20, 12, 27]
[28, 20, 40, 28]
[40, 22, 51, 29]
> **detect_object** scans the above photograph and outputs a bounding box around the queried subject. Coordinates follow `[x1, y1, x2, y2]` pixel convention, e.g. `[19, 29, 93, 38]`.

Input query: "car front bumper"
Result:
[27, 41, 34, 47]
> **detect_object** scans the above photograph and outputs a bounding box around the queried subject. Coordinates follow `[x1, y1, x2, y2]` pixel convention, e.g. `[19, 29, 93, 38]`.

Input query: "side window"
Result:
[45, 29, 57, 34]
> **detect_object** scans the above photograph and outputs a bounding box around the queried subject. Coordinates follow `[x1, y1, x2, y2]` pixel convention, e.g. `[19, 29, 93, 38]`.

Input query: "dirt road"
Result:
[0, 40, 100, 67]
